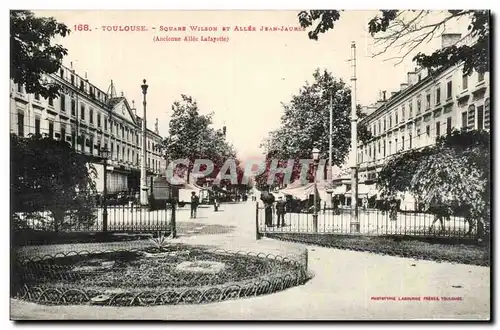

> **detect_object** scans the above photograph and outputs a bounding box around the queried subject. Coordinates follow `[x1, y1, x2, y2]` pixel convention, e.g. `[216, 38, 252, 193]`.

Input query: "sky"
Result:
[34, 10, 469, 161]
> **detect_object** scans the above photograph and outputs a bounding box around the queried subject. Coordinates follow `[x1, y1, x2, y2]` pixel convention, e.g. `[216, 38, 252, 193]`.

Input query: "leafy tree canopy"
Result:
[10, 10, 70, 99]
[11, 134, 97, 232]
[298, 10, 490, 75]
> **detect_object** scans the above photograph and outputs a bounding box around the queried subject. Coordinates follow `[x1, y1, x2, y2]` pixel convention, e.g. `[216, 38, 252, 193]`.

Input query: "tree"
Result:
[298, 10, 490, 75]
[376, 129, 490, 236]
[257, 69, 372, 187]
[163, 94, 244, 186]
[11, 134, 97, 232]
[10, 10, 70, 99]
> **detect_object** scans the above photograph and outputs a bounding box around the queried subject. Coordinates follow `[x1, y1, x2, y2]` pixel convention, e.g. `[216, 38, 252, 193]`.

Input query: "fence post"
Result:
[255, 202, 260, 240]
[170, 201, 177, 239]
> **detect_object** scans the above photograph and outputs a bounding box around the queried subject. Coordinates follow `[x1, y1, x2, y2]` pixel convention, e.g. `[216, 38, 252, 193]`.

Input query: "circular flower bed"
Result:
[12, 245, 307, 306]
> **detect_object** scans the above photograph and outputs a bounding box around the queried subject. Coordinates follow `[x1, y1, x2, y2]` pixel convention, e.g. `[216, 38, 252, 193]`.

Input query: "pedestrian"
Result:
[276, 196, 286, 227]
[190, 191, 199, 219]
[213, 195, 219, 212]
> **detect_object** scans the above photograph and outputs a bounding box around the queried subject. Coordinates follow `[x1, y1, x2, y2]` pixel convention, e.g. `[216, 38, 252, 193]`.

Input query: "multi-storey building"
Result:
[10, 63, 166, 194]
[334, 33, 490, 209]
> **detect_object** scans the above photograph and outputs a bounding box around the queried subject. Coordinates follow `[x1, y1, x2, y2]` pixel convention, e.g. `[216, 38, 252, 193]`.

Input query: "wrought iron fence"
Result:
[14, 204, 174, 233]
[256, 203, 477, 238]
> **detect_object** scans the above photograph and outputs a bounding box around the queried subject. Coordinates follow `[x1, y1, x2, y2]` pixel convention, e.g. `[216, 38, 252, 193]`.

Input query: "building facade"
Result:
[356, 33, 490, 209]
[10, 63, 166, 194]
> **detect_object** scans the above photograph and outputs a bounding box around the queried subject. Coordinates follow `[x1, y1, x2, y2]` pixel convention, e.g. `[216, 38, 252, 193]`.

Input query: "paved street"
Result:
[11, 202, 490, 320]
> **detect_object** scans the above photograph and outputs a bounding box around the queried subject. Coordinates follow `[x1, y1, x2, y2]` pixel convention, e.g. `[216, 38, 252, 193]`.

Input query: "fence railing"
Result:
[256, 204, 476, 238]
[14, 204, 174, 233]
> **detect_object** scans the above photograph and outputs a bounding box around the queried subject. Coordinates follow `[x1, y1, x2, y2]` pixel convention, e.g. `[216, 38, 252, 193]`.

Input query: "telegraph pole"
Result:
[328, 93, 333, 182]
[350, 41, 360, 233]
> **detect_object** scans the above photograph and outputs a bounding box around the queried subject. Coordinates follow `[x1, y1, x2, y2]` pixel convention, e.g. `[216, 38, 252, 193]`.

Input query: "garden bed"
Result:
[12, 245, 307, 306]
[265, 233, 490, 266]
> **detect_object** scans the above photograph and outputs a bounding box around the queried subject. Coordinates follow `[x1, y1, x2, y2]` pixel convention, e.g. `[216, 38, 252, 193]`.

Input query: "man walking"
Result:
[276, 196, 287, 227]
[190, 191, 199, 219]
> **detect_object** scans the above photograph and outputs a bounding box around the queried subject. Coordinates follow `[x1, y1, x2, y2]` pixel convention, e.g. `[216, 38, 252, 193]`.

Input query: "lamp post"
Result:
[140, 79, 149, 206]
[312, 147, 320, 232]
[100, 146, 110, 232]
[350, 41, 360, 233]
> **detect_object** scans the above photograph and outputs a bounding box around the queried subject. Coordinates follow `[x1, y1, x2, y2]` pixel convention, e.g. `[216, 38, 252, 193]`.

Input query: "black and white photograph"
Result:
[8, 7, 491, 321]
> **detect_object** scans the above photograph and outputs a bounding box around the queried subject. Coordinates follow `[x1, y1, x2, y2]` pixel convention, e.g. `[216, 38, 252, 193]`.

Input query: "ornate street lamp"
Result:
[100, 146, 110, 232]
[312, 147, 320, 232]
[140, 79, 149, 205]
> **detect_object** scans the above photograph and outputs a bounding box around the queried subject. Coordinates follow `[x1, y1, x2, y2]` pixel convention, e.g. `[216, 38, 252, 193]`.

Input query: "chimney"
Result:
[400, 83, 408, 91]
[131, 100, 136, 116]
[441, 33, 462, 49]
[407, 72, 417, 85]
[382, 91, 387, 101]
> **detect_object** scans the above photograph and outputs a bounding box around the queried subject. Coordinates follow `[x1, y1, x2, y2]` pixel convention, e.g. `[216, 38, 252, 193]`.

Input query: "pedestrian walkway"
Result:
[11, 202, 490, 320]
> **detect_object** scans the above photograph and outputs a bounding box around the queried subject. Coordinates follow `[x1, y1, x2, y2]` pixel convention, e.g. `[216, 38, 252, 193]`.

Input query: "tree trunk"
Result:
[51, 208, 65, 232]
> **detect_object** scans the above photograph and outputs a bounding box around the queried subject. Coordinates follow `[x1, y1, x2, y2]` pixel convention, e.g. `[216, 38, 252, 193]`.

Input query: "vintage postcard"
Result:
[9, 9, 490, 321]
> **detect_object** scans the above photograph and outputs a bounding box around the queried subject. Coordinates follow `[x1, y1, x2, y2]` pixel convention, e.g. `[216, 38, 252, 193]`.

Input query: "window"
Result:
[122, 146, 125, 160]
[127, 149, 130, 161]
[17, 84, 23, 93]
[48, 97, 54, 106]
[71, 75, 75, 85]
[477, 106, 484, 130]
[121, 126, 124, 138]
[425, 94, 430, 109]
[394, 139, 398, 152]
[111, 143, 114, 158]
[35, 117, 41, 136]
[435, 87, 441, 105]
[80, 80, 85, 91]
[383, 118, 386, 131]
[468, 105, 476, 129]
[402, 105, 406, 121]
[436, 121, 440, 137]
[137, 154, 139, 165]
[80, 104, 85, 120]
[389, 141, 392, 155]
[446, 117, 452, 135]
[104, 118, 108, 131]
[383, 140, 386, 157]
[401, 136, 405, 150]
[60, 94, 66, 111]
[97, 114, 101, 127]
[72, 132, 76, 147]
[378, 121, 381, 134]
[446, 81, 452, 99]
[71, 99, 76, 116]
[48, 121, 54, 139]
[378, 141, 381, 154]
[462, 112, 468, 128]
[478, 71, 485, 82]
[409, 102, 413, 117]
[148, 158, 151, 168]
[60, 126, 66, 141]
[117, 145, 120, 159]
[148, 141, 151, 150]
[395, 112, 398, 124]
[426, 125, 430, 137]
[34, 93, 40, 101]
[462, 74, 468, 90]
[89, 109, 94, 124]
[409, 134, 412, 149]
[389, 114, 392, 128]
[417, 128, 421, 139]
[17, 112, 24, 137]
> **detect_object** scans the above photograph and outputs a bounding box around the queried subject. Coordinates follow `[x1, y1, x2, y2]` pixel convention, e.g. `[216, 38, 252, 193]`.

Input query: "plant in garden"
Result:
[10, 134, 97, 232]
[148, 231, 169, 250]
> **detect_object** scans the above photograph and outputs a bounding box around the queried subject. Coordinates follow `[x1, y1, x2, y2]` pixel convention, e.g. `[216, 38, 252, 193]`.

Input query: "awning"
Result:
[280, 182, 319, 201]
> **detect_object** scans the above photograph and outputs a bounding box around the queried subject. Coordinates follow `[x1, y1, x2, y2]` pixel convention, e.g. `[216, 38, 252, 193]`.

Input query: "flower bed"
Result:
[266, 233, 489, 266]
[12, 245, 308, 306]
